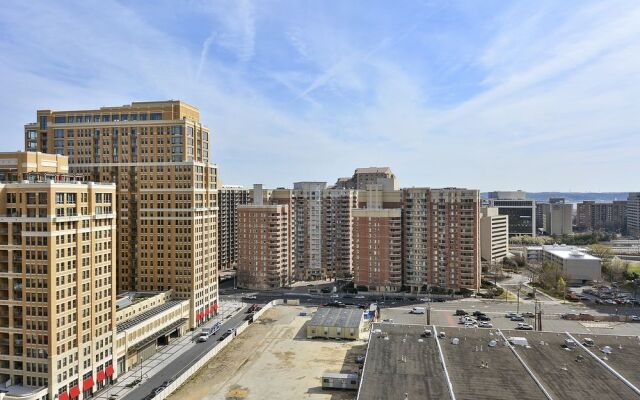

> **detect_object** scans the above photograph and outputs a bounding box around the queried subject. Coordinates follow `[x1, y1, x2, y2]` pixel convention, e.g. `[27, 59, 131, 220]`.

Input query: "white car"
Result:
[516, 323, 533, 330]
[478, 321, 493, 328]
[355, 295, 365, 299]
[420, 298, 431, 302]
[330, 294, 340, 298]
[631, 315, 640, 321]
[464, 321, 477, 328]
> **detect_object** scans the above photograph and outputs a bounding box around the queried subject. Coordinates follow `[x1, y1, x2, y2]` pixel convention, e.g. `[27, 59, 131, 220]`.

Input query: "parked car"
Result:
[321, 288, 332, 293]
[242, 295, 257, 300]
[478, 321, 493, 328]
[477, 315, 491, 321]
[455, 309, 468, 316]
[355, 295, 366, 299]
[463, 321, 477, 327]
[516, 322, 533, 330]
[382, 318, 394, 323]
[523, 312, 535, 318]
[510, 315, 525, 322]
[219, 331, 231, 341]
[631, 315, 640, 321]
[419, 297, 431, 302]
[343, 294, 354, 299]
[505, 312, 518, 318]
[472, 311, 485, 317]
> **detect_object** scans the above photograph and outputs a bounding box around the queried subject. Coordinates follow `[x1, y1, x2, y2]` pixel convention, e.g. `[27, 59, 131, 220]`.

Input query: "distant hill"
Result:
[481, 192, 629, 203]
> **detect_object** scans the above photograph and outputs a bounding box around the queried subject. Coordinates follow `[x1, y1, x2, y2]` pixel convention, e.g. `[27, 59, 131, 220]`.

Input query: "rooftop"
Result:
[358, 323, 449, 400]
[543, 245, 599, 260]
[354, 167, 392, 174]
[358, 326, 640, 400]
[308, 307, 363, 328]
[116, 300, 185, 333]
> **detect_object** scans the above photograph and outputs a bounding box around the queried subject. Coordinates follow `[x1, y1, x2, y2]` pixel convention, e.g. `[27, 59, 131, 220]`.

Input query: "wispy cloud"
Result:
[0, 0, 638, 191]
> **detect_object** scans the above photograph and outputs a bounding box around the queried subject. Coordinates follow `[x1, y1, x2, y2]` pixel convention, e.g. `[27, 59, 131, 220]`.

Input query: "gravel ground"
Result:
[168, 306, 364, 400]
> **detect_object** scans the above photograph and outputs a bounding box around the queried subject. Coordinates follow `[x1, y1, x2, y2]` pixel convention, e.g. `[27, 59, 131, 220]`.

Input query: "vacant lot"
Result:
[169, 305, 365, 400]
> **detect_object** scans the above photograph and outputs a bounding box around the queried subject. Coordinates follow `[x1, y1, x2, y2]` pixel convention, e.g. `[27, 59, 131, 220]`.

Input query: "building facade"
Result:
[542, 245, 601, 284]
[487, 192, 536, 237]
[322, 189, 358, 280]
[334, 167, 398, 191]
[539, 198, 573, 236]
[218, 185, 250, 272]
[0, 152, 117, 400]
[236, 198, 292, 290]
[628, 193, 640, 238]
[24, 101, 218, 328]
[402, 188, 480, 292]
[576, 201, 627, 233]
[480, 207, 509, 262]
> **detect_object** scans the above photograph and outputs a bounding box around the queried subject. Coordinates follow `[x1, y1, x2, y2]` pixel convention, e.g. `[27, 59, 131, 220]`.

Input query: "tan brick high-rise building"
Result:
[402, 188, 480, 292]
[352, 185, 402, 291]
[218, 185, 250, 272]
[24, 101, 218, 328]
[237, 186, 292, 290]
[0, 152, 117, 400]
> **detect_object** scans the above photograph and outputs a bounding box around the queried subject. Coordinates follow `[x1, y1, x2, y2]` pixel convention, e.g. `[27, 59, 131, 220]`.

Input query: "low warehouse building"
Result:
[307, 307, 365, 340]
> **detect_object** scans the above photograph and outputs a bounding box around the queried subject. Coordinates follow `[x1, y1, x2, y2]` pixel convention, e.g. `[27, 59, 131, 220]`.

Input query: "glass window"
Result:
[102, 115, 110, 122]
[40, 116, 48, 128]
[54, 129, 64, 138]
[54, 140, 64, 147]
[67, 130, 74, 138]
[150, 112, 161, 120]
[111, 114, 119, 122]
[130, 114, 138, 121]
[75, 116, 83, 123]
[93, 115, 100, 122]
[54, 116, 66, 124]
[84, 115, 91, 123]
[139, 113, 148, 121]
[121, 114, 128, 121]
[27, 131, 37, 139]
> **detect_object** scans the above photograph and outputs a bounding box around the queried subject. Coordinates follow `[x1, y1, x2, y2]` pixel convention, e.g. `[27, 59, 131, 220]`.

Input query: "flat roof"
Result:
[358, 324, 449, 400]
[359, 326, 640, 400]
[438, 327, 545, 400]
[573, 333, 640, 391]
[544, 246, 599, 260]
[308, 307, 363, 328]
[116, 300, 185, 332]
[504, 330, 637, 399]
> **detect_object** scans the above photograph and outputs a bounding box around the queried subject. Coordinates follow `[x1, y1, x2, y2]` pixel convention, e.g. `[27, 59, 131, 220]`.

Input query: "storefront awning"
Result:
[69, 385, 80, 398]
[105, 365, 114, 377]
[96, 370, 106, 383]
[82, 376, 94, 391]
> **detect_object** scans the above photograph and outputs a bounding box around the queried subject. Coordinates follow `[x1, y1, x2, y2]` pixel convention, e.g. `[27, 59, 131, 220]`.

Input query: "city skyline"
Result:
[1, 1, 640, 191]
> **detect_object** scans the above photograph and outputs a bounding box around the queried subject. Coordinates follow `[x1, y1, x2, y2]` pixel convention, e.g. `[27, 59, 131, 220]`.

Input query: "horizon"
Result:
[1, 1, 639, 191]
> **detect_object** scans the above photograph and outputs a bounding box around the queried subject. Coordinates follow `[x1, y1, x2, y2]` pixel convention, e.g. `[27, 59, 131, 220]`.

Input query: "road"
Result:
[121, 305, 251, 400]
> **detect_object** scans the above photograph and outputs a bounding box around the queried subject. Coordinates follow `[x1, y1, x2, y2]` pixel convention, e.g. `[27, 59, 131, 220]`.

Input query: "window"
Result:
[102, 115, 110, 122]
[150, 112, 162, 120]
[40, 116, 49, 128]
[27, 131, 37, 140]
[54, 129, 64, 138]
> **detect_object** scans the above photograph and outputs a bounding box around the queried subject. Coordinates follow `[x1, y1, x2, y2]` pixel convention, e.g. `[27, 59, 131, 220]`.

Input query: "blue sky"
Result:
[1, 0, 639, 191]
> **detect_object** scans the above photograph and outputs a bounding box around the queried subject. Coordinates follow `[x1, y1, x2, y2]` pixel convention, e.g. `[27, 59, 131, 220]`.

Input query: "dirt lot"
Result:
[168, 306, 365, 400]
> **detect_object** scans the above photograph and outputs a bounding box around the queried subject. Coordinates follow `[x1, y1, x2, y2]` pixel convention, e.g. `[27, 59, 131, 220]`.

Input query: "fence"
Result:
[152, 299, 279, 400]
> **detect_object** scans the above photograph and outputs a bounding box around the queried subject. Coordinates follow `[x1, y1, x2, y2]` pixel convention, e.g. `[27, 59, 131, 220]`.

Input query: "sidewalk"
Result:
[94, 300, 245, 400]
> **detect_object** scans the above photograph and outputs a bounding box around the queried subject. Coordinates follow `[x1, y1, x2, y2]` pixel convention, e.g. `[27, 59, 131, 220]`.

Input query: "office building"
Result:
[334, 167, 398, 191]
[0, 152, 116, 400]
[576, 201, 627, 233]
[487, 191, 536, 237]
[352, 185, 402, 291]
[236, 188, 292, 290]
[480, 207, 509, 262]
[402, 188, 480, 292]
[218, 185, 250, 271]
[542, 245, 601, 284]
[628, 193, 640, 238]
[539, 198, 573, 236]
[24, 101, 219, 328]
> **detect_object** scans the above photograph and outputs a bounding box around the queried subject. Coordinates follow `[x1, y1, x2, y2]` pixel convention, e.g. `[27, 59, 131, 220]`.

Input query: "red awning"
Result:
[69, 385, 80, 398]
[96, 370, 106, 383]
[58, 392, 70, 400]
[204, 307, 210, 315]
[212, 303, 218, 311]
[105, 365, 114, 377]
[83, 376, 94, 391]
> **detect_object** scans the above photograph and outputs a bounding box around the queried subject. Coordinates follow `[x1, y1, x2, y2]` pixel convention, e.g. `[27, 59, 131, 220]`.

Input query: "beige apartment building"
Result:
[236, 189, 292, 289]
[480, 207, 509, 262]
[352, 185, 402, 291]
[334, 166, 398, 191]
[0, 152, 116, 400]
[24, 101, 218, 328]
[218, 185, 250, 271]
[402, 188, 480, 292]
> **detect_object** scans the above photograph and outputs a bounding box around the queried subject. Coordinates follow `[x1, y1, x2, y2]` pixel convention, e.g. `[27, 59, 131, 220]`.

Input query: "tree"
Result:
[588, 244, 614, 261]
[557, 276, 566, 293]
